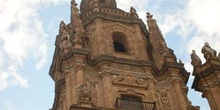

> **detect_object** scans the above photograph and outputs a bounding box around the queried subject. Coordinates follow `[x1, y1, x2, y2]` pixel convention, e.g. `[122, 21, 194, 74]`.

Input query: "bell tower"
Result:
[49, 0, 199, 110]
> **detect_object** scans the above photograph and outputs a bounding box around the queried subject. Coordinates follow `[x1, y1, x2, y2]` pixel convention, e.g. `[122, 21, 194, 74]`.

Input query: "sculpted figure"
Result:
[78, 84, 92, 101]
[73, 27, 84, 43]
[130, 6, 136, 14]
[130, 6, 138, 18]
[59, 21, 72, 54]
[201, 42, 217, 60]
[77, 82, 98, 106]
[191, 50, 202, 67]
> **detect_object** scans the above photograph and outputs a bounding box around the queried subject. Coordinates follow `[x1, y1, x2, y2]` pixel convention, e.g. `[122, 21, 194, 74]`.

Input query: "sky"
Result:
[0, 0, 220, 110]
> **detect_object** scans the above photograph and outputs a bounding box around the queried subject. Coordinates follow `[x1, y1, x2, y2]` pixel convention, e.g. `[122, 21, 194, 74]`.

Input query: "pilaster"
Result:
[171, 79, 187, 110]
[100, 71, 113, 108]
[64, 71, 73, 109]
[147, 78, 162, 110]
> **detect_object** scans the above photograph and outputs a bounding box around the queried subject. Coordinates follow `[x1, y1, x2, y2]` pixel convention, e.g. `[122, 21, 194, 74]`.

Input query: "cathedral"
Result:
[49, 0, 220, 110]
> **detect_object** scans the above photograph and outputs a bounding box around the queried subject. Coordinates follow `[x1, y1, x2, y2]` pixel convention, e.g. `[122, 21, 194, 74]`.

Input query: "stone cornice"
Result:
[81, 11, 149, 38]
[88, 54, 157, 72]
[192, 64, 220, 92]
[49, 48, 90, 80]
[158, 61, 190, 84]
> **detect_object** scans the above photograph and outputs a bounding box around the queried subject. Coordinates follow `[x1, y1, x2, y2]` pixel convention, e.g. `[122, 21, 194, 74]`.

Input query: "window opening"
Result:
[112, 32, 128, 53]
[120, 95, 144, 110]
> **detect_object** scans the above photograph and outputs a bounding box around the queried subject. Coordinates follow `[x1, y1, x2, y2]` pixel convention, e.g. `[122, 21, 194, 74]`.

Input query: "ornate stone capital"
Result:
[64, 71, 72, 77]
[171, 79, 182, 86]
[147, 78, 157, 85]
[75, 65, 84, 71]
[202, 88, 211, 98]
[100, 72, 111, 78]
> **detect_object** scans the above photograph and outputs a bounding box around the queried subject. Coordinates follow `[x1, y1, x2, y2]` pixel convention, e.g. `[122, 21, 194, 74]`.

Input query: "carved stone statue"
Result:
[59, 21, 66, 33]
[130, 6, 136, 14]
[202, 42, 217, 61]
[73, 27, 84, 43]
[130, 6, 138, 18]
[59, 21, 72, 54]
[78, 84, 92, 101]
[77, 82, 97, 106]
[191, 50, 202, 67]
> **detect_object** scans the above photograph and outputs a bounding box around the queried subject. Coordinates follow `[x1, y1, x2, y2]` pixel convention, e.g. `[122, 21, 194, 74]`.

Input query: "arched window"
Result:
[112, 32, 128, 53]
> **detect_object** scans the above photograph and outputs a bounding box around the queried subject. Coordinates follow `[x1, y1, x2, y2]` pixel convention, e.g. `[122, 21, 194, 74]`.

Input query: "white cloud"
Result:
[157, 1, 220, 109]
[0, 0, 69, 92]
[159, 0, 220, 58]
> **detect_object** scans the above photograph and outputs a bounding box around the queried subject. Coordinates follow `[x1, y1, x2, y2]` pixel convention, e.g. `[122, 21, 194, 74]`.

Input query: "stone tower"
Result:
[49, 0, 199, 110]
[191, 43, 220, 110]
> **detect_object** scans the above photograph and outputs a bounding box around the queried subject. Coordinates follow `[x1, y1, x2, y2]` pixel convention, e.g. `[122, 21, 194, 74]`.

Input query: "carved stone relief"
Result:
[157, 88, 172, 110]
[77, 81, 98, 107]
[113, 72, 147, 88]
[125, 88, 138, 95]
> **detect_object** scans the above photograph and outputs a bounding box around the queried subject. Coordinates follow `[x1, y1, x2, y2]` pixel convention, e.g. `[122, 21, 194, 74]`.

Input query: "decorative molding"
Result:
[75, 65, 84, 72]
[112, 72, 147, 88]
[157, 88, 172, 110]
[125, 89, 138, 95]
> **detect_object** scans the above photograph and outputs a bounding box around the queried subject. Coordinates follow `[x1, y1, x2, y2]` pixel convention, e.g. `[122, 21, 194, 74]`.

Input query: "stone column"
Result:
[171, 79, 187, 110]
[203, 88, 220, 110]
[64, 71, 72, 109]
[148, 78, 162, 110]
[101, 72, 113, 108]
[75, 65, 85, 87]
[70, 71, 77, 104]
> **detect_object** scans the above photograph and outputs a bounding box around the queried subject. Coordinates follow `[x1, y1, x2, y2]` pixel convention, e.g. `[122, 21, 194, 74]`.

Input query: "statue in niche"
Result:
[59, 21, 72, 54]
[81, 32, 89, 48]
[73, 27, 84, 43]
[202, 42, 217, 61]
[78, 84, 92, 101]
[77, 81, 97, 106]
[191, 50, 202, 67]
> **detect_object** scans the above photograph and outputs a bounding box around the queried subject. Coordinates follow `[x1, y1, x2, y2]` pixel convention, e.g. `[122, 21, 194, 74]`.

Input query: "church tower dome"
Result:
[49, 0, 199, 110]
[80, 0, 117, 14]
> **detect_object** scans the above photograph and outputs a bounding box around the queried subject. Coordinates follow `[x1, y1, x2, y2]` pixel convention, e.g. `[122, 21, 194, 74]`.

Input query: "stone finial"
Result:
[191, 50, 202, 67]
[201, 42, 217, 61]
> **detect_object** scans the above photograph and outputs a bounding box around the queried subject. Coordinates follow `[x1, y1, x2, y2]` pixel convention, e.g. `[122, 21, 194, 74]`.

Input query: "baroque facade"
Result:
[49, 0, 219, 110]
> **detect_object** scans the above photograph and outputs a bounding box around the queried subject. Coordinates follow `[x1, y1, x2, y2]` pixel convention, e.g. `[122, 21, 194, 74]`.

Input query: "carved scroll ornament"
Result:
[112, 73, 147, 88]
